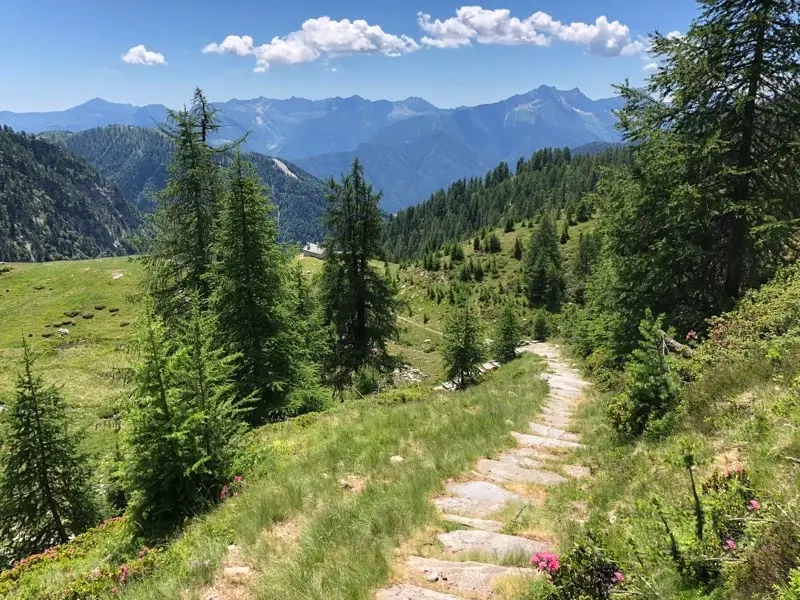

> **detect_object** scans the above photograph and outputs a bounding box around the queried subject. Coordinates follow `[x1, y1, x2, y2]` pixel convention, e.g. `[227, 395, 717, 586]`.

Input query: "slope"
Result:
[0, 126, 139, 261]
[60, 125, 328, 243]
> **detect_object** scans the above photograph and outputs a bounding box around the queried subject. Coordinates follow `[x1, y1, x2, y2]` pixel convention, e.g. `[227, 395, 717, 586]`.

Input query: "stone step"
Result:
[538, 412, 573, 428]
[438, 530, 550, 559]
[541, 372, 589, 388]
[440, 514, 503, 532]
[512, 431, 584, 450]
[539, 405, 574, 419]
[475, 459, 568, 486]
[433, 481, 526, 518]
[376, 584, 463, 599]
[406, 556, 534, 597]
[529, 423, 581, 443]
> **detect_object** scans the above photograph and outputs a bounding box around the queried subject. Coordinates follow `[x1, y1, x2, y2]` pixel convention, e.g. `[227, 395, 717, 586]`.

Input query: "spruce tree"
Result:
[124, 300, 242, 535]
[559, 218, 570, 244]
[615, 0, 800, 305]
[0, 340, 96, 563]
[513, 237, 523, 260]
[213, 153, 307, 421]
[494, 303, 521, 362]
[524, 213, 564, 311]
[504, 217, 515, 233]
[443, 303, 485, 389]
[145, 88, 229, 321]
[321, 159, 399, 391]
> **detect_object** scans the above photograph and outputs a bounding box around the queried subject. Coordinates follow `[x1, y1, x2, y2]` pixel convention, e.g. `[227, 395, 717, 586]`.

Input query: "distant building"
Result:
[302, 242, 327, 260]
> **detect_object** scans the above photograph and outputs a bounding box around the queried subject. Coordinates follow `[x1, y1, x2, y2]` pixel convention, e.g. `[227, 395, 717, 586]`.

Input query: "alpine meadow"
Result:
[1, 0, 800, 599]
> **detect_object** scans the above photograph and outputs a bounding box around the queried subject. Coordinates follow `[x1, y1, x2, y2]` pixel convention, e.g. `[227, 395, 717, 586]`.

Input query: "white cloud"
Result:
[643, 62, 658, 71]
[121, 44, 166, 66]
[418, 6, 644, 57]
[204, 17, 418, 72]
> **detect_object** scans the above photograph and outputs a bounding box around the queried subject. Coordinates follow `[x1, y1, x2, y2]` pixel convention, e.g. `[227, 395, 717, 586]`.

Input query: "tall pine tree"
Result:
[524, 212, 564, 311]
[145, 88, 229, 321]
[321, 159, 399, 392]
[443, 303, 485, 389]
[213, 153, 310, 421]
[0, 340, 96, 564]
[493, 302, 521, 362]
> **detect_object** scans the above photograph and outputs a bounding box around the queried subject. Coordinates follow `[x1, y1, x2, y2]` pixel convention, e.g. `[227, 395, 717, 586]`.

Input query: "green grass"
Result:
[6, 354, 548, 599]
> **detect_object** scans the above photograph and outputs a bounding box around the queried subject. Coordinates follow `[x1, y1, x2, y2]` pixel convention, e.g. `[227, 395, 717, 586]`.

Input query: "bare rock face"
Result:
[438, 530, 550, 558]
[375, 584, 462, 599]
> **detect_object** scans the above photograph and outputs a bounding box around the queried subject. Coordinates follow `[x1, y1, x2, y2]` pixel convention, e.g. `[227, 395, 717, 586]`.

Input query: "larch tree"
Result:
[213, 153, 309, 422]
[0, 340, 96, 564]
[320, 159, 399, 392]
[443, 303, 485, 389]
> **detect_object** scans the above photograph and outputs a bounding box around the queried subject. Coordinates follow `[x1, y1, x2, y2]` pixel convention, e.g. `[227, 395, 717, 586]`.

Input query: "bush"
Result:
[606, 310, 680, 437]
[354, 365, 385, 396]
[375, 387, 427, 406]
[532, 309, 551, 341]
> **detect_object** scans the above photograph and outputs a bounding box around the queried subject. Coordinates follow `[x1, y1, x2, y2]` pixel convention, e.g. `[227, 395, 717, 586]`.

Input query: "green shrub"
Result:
[532, 309, 551, 341]
[606, 310, 680, 437]
[375, 387, 427, 406]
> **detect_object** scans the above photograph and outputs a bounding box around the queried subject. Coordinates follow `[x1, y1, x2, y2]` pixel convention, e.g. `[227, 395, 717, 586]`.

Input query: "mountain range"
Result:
[0, 86, 624, 212]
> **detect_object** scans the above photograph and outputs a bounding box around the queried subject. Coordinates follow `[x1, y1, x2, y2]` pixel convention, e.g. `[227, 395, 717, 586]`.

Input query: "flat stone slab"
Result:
[563, 465, 591, 479]
[475, 459, 567, 486]
[434, 481, 526, 518]
[512, 431, 584, 450]
[538, 413, 573, 428]
[540, 406, 574, 419]
[376, 584, 463, 599]
[406, 557, 534, 596]
[438, 530, 550, 558]
[441, 514, 503, 532]
[529, 423, 581, 443]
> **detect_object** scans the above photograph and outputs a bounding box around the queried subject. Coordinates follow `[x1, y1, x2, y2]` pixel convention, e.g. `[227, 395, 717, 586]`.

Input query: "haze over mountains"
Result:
[0, 86, 624, 211]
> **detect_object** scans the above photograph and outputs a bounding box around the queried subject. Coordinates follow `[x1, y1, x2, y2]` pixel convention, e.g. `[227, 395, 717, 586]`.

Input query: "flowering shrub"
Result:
[537, 536, 622, 600]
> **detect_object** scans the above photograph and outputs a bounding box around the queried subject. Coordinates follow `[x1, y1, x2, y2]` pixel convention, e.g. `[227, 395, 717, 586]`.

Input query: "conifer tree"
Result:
[494, 302, 521, 362]
[473, 236, 481, 252]
[213, 153, 306, 421]
[524, 213, 564, 311]
[443, 303, 485, 389]
[504, 217, 515, 233]
[0, 340, 96, 562]
[559, 218, 570, 244]
[321, 159, 399, 391]
[513, 237, 523, 260]
[145, 88, 229, 321]
[124, 300, 242, 535]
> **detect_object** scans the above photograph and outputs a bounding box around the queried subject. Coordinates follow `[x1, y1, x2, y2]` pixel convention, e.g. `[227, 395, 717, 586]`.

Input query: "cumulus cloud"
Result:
[643, 62, 658, 71]
[418, 6, 644, 57]
[203, 17, 418, 71]
[121, 45, 166, 66]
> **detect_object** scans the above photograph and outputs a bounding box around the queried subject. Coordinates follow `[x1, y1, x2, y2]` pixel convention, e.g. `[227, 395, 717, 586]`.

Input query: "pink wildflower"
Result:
[531, 552, 560, 573]
[686, 330, 697, 341]
[724, 539, 736, 551]
[748, 499, 761, 511]
[119, 563, 129, 585]
[220, 485, 229, 501]
[613, 571, 624, 583]
[111, 587, 118, 594]
[233, 475, 243, 483]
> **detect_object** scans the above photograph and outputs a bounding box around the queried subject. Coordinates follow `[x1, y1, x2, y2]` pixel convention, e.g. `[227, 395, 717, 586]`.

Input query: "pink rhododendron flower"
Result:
[686, 330, 697, 341]
[748, 499, 760, 511]
[220, 485, 229, 501]
[724, 539, 736, 551]
[613, 571, 624, 583]
[119, 563, 129, 584]
[531, 552, 560, 573]
[233, 475, 243, 483]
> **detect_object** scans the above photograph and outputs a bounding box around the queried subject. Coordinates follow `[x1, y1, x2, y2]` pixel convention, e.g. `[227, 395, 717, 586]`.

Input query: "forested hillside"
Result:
[382, 145, 631, 261]
[60, 125, 327, 242]
[0, 126, 139, 261]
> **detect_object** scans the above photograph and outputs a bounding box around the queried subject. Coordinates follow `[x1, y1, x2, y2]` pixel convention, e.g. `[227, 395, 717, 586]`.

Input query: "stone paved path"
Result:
[374, 342, 590, 599]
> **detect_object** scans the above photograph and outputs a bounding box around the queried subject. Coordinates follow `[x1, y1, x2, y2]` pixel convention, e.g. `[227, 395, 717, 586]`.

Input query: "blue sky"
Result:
[0, 0, 698, 112]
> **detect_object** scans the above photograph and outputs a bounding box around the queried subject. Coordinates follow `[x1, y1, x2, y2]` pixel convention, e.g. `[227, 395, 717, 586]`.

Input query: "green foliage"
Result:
[606, 310, 680, 437]
[0, 126, 139, 261]
[524, 212, 564, 311]
[543, 536, 622, 600]
[0, 340, 97, 567]
[383, 146, 633, 261]
[320, 159, 399, 391]
[443, 303, 484, 389]
[531, 309, 553, 342]
[493, 302, 520, 362]
[144, 89, 226, 320]
[213, 153, 316, 422]
[512, 236, 523, 260]
[504, 217, 515, 233]
[123, 303, 243, 537]
[485, 232, 502, 253]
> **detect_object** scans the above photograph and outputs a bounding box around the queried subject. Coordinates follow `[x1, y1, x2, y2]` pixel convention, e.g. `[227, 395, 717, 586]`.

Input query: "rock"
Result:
[82, 313, 94, 319]
[475, 458, 567, 486]
[390, 455, 405, 464]
[64, 310, 81, 318]
[338, 478, 352, 489]
[111, 271, 123, 279]
[120, 321, 131, 327]
[109, 308, 120, 313]
[376, 584, 461, 599]
[433, 481, 526, 518]
[223, 565, 250, 579]
[438, 530, 550, 558]
[511, 431, 584, 450]
[406, 557, 534, 596]
[57, 328, 69, 337]
[424, 572, 440, 582]
[440, 514, 503, 532]
[95, 305, 106, 311]
[42, 333, 53, 338]
[528, 423, 581, 443]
